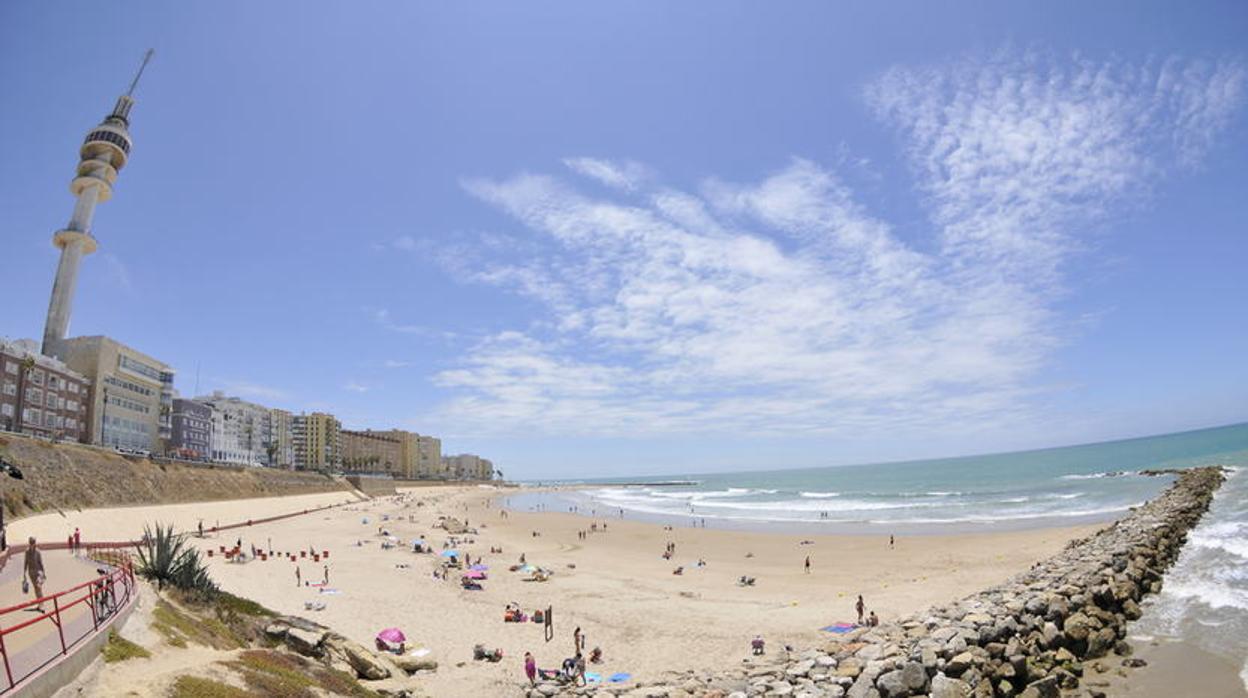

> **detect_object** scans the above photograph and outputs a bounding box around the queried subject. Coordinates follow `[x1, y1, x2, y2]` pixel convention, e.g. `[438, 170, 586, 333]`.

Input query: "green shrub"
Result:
[136, 523, 217, 595]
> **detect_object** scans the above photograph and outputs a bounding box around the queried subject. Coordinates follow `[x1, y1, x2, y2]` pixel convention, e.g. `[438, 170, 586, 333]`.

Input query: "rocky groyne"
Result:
[536, 467, 1226, 698]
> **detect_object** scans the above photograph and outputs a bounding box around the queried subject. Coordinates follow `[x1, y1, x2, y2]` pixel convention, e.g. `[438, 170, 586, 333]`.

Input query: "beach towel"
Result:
[821, 623, 857, 634]
[585, 672, 602, 684]
[608, 672, 631, 683]
[319, 588, 342, 595]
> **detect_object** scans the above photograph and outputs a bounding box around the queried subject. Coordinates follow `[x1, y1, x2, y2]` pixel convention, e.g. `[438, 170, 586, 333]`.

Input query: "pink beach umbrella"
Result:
[376, 628, 406, 644]
[462, 570, 487, 579]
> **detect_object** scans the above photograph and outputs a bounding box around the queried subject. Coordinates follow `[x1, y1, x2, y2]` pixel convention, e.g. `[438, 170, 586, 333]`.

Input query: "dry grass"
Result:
[169, 675, 250, 698]
[101, 629, 151, 662]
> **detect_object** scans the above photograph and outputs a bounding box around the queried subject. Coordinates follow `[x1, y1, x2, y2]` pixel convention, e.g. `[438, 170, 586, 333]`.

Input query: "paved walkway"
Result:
[0, 548, 105, 689]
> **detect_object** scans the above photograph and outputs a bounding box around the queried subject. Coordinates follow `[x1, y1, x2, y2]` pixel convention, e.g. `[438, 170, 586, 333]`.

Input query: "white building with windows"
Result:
[195, 391, 273, 467]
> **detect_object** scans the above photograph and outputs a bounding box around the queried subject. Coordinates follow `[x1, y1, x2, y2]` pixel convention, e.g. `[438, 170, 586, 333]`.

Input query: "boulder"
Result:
[1086, 628, 1116, 659]
[324, 635, 391, 680]
[285, 627, 326, 657]
[1018, 676, 1060, 698]
[946, 652, 975, 677]
[392, 654, 439, 673]
[929, 674, 972, 698]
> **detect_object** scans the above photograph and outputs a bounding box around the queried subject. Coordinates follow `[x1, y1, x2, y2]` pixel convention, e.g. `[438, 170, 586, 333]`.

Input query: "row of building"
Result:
[1, 336, 494, 480]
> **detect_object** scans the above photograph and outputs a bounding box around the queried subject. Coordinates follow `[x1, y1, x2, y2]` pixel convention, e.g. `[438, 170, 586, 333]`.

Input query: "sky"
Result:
[1, 2, 1246, 479]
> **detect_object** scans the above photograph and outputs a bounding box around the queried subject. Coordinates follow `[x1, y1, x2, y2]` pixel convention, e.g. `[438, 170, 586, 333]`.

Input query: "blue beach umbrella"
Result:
[440, 550, 460, 558]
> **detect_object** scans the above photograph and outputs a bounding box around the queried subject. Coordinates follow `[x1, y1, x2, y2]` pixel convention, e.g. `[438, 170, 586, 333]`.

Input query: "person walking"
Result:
[73, 527, 81, 554]
[804, 555, 811, 574]
[573, 626, 583, 653]
[323, 564, 329, 585]
[856, 595, 865, 625]
[524, 651, 537, 686]
[296, 566, 302, 586]
[24, 537, 46, 611]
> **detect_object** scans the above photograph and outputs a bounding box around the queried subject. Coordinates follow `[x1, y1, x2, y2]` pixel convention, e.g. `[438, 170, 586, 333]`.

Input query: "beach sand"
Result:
[11, 485, 1100, 696]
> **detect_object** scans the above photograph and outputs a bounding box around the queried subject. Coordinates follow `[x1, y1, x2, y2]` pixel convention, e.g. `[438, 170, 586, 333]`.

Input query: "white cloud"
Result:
[343, 381, 369, 393]
[219, 381, 290, 402]
[382, 359, 411, 369]
[434, 51, 1243, 439]
[102, 253, 132, 291]
[562, 157, 649, 191]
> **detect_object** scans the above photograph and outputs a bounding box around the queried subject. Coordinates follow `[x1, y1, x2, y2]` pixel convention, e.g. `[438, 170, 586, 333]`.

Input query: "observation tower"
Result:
[42, 50, 153, 355]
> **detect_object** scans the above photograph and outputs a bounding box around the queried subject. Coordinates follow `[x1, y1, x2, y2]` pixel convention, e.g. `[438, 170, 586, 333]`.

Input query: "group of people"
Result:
[523, 626, 602, 687]
[855, 594, 879, 627]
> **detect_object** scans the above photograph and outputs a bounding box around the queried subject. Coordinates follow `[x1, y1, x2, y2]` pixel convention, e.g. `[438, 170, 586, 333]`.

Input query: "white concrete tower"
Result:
[42, 50, 153, 356]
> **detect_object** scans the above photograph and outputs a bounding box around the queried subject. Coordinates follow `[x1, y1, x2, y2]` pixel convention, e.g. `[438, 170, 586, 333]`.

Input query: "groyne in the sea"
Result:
[538, 466, 1226, 698]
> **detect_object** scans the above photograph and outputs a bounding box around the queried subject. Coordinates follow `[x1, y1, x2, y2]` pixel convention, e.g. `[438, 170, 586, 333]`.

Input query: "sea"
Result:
[510, 422, 1248, 690]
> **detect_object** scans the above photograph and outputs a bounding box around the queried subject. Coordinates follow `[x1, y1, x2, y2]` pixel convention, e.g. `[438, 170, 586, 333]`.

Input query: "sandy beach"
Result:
[10, 485, 1100, 696]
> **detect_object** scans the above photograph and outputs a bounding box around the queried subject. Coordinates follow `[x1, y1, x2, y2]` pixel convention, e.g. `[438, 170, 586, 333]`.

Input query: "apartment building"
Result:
[293, 412, 341, 471]
[441, 453, 494, 481]
[169, 398, 211, 459]
[47, 335, 173, 452]
[195, 391, 273, 466]
[417, 434, 442, 479]
[341, 429, 404, 476]
[0, 337, 91, 442]
[269, 408, 294, 468]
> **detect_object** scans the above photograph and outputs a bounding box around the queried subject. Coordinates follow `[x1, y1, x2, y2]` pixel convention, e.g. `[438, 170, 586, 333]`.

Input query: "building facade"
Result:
[47, 335, 171, 452]
[195, 391, 273, 466]
[169, 398, 211, 459]
[269, 408, 294, 468]
[1, 337, 91, 442]
[417, 434, 442, 479]
[341, 430, 404, 476]
[293, 412, 341, 471]
[441, 453, 494, 481]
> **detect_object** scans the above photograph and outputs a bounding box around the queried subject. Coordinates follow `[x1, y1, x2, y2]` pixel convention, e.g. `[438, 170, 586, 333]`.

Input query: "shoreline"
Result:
[500, 485, 1144, 536]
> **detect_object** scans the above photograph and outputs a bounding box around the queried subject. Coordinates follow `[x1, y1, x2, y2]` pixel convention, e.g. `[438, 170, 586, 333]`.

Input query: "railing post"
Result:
[88, 582, 99, 631]
[0, 628, 13, 690]
[52, 596, 66, 654]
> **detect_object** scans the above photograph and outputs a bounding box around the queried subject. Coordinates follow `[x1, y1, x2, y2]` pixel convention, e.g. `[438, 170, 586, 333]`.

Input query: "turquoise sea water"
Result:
[512, 422, 1248, 689]
[516, 422, 1248, 534]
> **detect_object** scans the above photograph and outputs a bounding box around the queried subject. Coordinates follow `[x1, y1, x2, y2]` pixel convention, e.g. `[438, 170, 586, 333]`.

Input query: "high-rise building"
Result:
[41, 51, 153, 355]
[0, 337, 91, 442]
[293, 412, 341, 471]
[269, 408, 294, 468]
[50, 335, 171, 452]
[354, 429, 420, 479]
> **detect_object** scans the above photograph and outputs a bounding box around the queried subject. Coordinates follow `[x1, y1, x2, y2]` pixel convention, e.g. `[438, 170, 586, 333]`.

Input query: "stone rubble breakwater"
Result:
[534, 466, 1226, 698]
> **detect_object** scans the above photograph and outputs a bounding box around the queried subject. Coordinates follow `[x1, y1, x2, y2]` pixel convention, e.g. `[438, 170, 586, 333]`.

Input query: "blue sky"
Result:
[1, 2, 1245, 478]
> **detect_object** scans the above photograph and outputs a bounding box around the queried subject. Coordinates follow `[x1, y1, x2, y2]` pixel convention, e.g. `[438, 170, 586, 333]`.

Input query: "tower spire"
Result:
[126, 49, 154, 97]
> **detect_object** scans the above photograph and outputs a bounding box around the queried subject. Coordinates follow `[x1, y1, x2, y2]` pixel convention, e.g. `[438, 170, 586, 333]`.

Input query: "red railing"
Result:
[0, 549, 136, 692]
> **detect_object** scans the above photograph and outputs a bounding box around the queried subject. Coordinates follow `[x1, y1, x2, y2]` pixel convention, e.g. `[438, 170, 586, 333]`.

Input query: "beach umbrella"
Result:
[462, 570, 486, 579]
[518, 564, 537, 573]
[376, 628, 406, 644]
[469, 564, 489, 571]
[440, 550, 460, 558]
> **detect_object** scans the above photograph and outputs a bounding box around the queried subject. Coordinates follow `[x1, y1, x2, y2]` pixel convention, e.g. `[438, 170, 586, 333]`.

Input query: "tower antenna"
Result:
[126, 49, 155, 97]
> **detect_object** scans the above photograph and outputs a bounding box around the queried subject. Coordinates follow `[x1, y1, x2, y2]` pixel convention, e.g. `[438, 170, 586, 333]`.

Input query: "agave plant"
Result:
[136, 523, 217, 595]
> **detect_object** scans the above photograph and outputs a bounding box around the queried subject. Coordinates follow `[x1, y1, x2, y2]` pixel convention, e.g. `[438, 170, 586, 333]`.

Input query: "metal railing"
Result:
[0, 549, 136, 692]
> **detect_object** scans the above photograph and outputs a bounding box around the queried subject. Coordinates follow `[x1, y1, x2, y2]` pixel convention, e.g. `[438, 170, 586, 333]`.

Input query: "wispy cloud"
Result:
[434, 51, 1244, 439]
[382, 359, 411, 369]
[102, 253, 132, 292]
[562, 157, 650, 191]
[218, 381, 291, 402]
[367, 307, 445, 339]
[343, 381, 369, 393]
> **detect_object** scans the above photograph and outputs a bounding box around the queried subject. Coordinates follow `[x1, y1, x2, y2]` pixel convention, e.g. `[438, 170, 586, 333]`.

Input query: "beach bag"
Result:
[22, 578, 29, 594]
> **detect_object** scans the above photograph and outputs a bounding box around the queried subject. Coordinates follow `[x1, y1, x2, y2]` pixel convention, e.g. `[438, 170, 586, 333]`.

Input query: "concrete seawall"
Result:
[0, 435, 351, 521]
[538, 467, 1226, 698]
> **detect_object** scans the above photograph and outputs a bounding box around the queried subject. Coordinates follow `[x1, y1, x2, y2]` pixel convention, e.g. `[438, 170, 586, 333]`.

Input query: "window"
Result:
[22, 408, 41, 425]
[4, 362, 16, 375]
[2, 381, 14, 396]
[58, 397, 65, 409]
[26, 387, 42, 404]
[1, 404, 11, 417]
[67, 400, 77, 412]
[66, 418, 76, 429]
[47, 393, 57, 408]
[30, 369, 44, 385]
[68, 382, 78, 394]
[118, 355, 162, 381]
